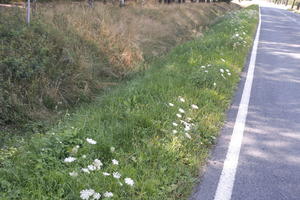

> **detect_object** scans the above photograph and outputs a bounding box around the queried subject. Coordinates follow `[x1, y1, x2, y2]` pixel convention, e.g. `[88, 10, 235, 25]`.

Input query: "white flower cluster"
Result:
[112, 159, 119, 165]
[64, 156, 76, 163]
[124, 178, 135, 186]
[86, 138, 97, 145]
[168, 96, 199, 139]
[80, 189, 103, 200]
[113, 172, 121, 179]
[81, 159, 103, 173]
[62, 137, 135, 199]
[219, 68, 232, 79]
[231, 28, 248, 49]
[79, 176, 134, 199]
[199, 63, 232, 83]
[226, 9, 258, 50]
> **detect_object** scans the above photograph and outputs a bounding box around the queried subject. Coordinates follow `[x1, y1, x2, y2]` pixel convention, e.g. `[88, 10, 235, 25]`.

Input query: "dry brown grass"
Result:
[39, 2, 239, 71]
[0, 2, 240, 129]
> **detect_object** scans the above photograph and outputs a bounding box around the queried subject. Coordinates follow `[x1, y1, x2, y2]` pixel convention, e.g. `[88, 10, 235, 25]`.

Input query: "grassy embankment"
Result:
[0, 5, 258, 200]
[0, 2, 238, 133]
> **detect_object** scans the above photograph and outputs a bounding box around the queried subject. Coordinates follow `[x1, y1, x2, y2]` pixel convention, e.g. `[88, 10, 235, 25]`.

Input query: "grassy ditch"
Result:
[0, 3, 238, 131]
[0, 5, 259, 200]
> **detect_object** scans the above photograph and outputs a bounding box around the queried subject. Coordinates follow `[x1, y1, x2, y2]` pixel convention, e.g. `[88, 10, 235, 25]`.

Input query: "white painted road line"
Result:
[213, 6, 262, 200]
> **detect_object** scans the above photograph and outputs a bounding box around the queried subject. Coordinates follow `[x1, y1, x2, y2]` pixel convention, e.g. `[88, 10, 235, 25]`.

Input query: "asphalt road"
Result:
[190, 5, 300, 200]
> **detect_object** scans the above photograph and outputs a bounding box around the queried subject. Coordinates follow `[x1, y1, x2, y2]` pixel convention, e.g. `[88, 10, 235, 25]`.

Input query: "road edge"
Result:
[213, 5, 262, 200]
[189, 5, 262, 200]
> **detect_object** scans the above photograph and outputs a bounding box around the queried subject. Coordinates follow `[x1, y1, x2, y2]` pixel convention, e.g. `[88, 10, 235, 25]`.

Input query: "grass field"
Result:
[0, 5, 258, 200]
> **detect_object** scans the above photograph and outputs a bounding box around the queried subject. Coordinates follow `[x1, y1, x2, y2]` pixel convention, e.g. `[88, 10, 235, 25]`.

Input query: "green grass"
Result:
[0, 5, 258, 200]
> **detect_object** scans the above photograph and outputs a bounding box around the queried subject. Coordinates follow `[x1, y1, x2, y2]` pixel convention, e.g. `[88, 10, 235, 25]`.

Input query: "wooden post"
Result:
[26, 0, 30, 24]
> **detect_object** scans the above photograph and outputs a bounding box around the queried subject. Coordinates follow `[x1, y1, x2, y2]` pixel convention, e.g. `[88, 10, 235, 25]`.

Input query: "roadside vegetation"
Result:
[0, 2, 238, 133]
[0, 5, 258, 200]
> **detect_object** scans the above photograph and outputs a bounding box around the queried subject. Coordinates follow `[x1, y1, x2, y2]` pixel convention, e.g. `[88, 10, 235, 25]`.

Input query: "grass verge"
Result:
[0, 5, 259, 200]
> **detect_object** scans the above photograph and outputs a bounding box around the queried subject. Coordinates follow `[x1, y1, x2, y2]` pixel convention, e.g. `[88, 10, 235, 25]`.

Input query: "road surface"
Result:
[191, 4, 300, 200]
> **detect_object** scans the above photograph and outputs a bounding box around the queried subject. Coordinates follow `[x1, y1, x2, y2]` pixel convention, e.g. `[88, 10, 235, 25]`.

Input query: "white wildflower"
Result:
[185, 132, 192, 139]
[131, 156, 137, 162]
[93, 159, 103, 170]
[86, 138, 97, 144]
[92, 192, 101, 200]
[184, 125, 191, 131]
[179, 108, 185, 113]
[80, 189, 95, 200]
[225, 69, 230, 72]
[201, 65, 206, 69]
[69, 171, 78, 177]
[235, 33, 239, 37]
[103, 192, 114, 198]
[110, 147, 115, 152]
[88, 165, 96, 171]
[213, 82, 217, 87]
[221, 58, 226, 62]
[178, 97, 185, 102]
[113, 172, 121, 179]
[82, 155, 87, 159]
[191, 104, 199, 109]
[220, 69, 224, 73]
[172, 130, 178, 134]
[81, 168, 90, 174]
[168, 103, 174, 107]
[176, 113, 182, 118]
[182, 121, 192, 131]
[64, 157, 76, 163]
[103, 172, 110, 176]
[112, 159, 119, 165]
[172, 122, 178, 127]
[124, 177, 135, 186]
[227, 72, 231, 76]
[204, 70, 208, 73]
[186, 117, 192, 122]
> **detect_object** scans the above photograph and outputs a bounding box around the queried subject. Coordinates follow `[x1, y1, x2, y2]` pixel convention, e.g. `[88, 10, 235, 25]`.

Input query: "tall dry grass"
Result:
[39, 2, 238, 72]
[0, 2, 239, 129]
